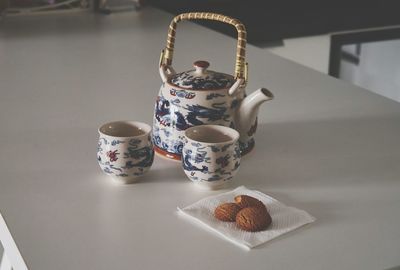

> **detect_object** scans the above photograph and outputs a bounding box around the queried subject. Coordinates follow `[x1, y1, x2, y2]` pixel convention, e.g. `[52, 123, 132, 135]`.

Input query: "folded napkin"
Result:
[178, 186, 316, 249]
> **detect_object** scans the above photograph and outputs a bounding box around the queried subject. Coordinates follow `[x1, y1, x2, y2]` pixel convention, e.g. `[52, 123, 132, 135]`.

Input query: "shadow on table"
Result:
[385, 266, 400, 270]
[230, 114, 400, 249]
[239, 114, 400, 189]
[250, 196, 337, 250]
[133, 159, 187, 184]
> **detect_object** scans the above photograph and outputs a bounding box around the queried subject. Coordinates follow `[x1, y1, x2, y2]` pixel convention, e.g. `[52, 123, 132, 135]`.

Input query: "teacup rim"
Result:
[184, 125, 239, 146]
[98, 121, 151, 139]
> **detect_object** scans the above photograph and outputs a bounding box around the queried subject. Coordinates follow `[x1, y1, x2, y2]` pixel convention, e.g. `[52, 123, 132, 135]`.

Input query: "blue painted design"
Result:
[171, 70, 234, 90]
[233, 144, 241, 160]
[206, 93, 225, 100]
[97, 144, 103, 155]
[153, 134, 161, 145]
[174, 143, 183, 154]
[129, 138, 141, 147]
[234, 161, 240, 170]
[182, 149, 209, 173]
[170, 89, 196, 99]
[191, 142, 202, 147]
[182, 141, 241, 184]
[155, 95, 171, 127]
[161, 141, 169, 149]
[170, 98, 180, 105]
[109, 164, 122, 172]
[123, 139, 154, 168]
[210, 146, 220, 152]
[185, 102, 229, 122]
[152, 80, 238, 157]
[221, 143, 233, 152]
[216, 154, 230, 168]
[121, 161, 135, 169]
[207, 175, 222, 181]
[230, 99, 240, 109]
[111, 140, 125, 146]
[97, 135, 154, 178]
[174, 102, 230, 132]
[239, 138, 255, 155]
[103, 167, 112, 174]
[162, 129, 171, 138]
[194, 150, 207, 163]
[175, 111, 192, 131]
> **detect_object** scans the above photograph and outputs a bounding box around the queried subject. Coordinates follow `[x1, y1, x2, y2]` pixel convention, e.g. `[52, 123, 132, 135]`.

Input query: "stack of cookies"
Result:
[214, 195, 272, 232]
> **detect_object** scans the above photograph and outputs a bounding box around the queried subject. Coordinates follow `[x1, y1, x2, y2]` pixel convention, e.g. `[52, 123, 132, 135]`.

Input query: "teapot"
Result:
[152, 12, 274, 160]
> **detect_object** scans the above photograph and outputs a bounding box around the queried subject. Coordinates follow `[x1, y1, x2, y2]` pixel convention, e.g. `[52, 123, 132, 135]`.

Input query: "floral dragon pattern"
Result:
[182, 141, 241, 184]
[152, 88, 237, 157]
[97, 136, 154, 178]
[171, 70, 234, 90]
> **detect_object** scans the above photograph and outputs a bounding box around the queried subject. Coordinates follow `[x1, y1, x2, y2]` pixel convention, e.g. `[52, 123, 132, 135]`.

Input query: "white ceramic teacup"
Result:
[97, 121, 154, 184]
[182, 125, 241, 189]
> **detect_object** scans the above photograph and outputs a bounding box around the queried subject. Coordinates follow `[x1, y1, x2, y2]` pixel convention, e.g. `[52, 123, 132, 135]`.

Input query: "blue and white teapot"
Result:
[152, 12, 274, 160]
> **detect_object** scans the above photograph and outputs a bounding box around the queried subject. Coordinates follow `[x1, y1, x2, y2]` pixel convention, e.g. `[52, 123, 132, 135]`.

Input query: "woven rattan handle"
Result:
[160, 12, 247, 81]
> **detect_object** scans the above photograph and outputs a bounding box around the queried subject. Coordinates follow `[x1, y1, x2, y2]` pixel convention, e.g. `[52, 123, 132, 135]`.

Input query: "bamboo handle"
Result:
[160, 12, 247, 81]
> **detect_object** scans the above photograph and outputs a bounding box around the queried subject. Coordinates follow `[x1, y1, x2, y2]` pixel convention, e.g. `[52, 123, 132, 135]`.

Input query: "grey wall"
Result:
[340, 40, 400, 102]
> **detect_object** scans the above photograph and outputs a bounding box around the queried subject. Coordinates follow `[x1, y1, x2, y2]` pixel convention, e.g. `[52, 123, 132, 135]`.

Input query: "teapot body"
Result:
[152, 82, 242, 160]
[152, 12, 274, 160]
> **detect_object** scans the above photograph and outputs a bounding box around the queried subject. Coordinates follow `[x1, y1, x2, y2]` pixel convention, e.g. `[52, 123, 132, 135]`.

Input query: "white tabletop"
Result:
[1, 7, 400, 270]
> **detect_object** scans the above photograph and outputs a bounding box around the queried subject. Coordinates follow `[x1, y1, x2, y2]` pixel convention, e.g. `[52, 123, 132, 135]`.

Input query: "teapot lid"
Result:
[170, 60, 235, 90]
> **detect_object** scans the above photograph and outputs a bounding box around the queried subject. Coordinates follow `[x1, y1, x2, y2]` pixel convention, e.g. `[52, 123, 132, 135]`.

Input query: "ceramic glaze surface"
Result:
[152, 81, 241, 158]
[170, 68, 235, 90]
[182, 126, 241, 188]
[97, 122, 154, 183]
[155, 12, 274, 160]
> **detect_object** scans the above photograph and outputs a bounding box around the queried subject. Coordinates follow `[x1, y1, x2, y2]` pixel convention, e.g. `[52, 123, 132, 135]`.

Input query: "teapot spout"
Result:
[235, 88, 274, 149]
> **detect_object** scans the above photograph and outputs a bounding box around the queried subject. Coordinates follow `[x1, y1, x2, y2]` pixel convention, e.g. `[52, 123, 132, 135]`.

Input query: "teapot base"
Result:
[154, 146, 182, 161]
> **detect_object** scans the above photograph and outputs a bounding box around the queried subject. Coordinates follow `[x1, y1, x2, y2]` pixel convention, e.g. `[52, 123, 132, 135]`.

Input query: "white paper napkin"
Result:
[177, 186, 316, 249]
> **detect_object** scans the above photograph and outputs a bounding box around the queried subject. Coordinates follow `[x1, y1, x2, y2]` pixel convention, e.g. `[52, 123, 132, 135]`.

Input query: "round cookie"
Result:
[234, 195, 266, 209]
[214, 203, 241, 222]
[236, 207, 272, 232]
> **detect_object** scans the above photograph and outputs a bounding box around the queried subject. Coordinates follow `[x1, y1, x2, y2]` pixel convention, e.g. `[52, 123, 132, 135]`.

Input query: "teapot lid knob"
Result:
[193, 60, 210, 75]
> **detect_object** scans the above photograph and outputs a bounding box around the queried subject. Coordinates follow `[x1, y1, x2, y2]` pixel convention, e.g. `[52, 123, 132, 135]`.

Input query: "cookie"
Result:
[234, 195, 266, 209]
[236, 207, 272, 232]
[214, 203, 241, 222]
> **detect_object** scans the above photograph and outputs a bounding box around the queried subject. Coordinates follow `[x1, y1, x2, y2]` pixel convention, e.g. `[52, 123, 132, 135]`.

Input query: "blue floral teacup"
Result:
[97, 121, 154, 184]
[182, 125, 241, 189]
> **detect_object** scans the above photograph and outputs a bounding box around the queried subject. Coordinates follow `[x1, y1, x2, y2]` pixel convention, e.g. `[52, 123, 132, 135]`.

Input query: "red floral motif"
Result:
[106, 150, 119, 162]
[170, 89, 196, 99]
